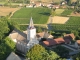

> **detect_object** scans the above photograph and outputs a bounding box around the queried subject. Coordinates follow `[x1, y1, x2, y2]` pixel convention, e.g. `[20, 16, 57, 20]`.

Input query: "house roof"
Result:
[9, 29, 27, 42]
[37, 32, 53, 39]
[37, 32, 44, 38]
[6, 52, 21, 60]
[43, 32, 50, 38]
[64, 33, 75, 39]
[76, 40, 80, 45]
[43, 37, 71, 46]
[43, 38, 65, 46]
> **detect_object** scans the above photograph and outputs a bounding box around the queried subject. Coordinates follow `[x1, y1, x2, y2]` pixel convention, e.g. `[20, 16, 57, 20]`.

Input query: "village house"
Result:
[42, 33, 75, 47]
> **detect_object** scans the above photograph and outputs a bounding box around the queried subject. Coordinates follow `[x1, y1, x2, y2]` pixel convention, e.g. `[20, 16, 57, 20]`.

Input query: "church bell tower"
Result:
[27, 17, 36, 41]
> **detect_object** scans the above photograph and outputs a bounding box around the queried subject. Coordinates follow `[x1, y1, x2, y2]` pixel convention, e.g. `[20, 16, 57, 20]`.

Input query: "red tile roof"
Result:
[43, 33, 75, 46]
[43, 38, 66, 46]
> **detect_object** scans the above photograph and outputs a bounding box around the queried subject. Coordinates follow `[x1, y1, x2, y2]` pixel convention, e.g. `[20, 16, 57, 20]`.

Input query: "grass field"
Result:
[66, 16, 80, 25]
[55, 9, 64, 15]
[61, 9, 73, 16]
[11, 7, 51, 24]
[51, 16, 80, 31]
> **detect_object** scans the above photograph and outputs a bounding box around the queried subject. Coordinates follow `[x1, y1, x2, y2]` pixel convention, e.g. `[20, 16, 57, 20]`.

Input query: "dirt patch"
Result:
[47, 16, 69, 24]
[0, 7, 20, 16]
[70, 12, 80, 16]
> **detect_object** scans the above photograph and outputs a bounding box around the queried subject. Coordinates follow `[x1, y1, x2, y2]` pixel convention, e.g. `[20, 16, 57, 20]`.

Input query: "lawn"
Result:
[55, 9, 65, 15]
[11, 7, 51, 24]
[61, 9, 73, 16]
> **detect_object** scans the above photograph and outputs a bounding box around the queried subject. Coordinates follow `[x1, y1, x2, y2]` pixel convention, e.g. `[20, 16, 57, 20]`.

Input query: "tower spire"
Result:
[29, 17, 34, 29]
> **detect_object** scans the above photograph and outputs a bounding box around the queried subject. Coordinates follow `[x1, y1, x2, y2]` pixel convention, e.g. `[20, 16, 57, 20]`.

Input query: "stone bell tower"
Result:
[27, 17, 36, 41]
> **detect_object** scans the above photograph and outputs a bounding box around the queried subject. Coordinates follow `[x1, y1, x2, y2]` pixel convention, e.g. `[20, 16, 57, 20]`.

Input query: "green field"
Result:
[11, 7, 51, 24]
[61, 9, 73, 16]
[66, 16, 80, 25]
[55, 9, 64, 15]
[51, 16, 80, 32]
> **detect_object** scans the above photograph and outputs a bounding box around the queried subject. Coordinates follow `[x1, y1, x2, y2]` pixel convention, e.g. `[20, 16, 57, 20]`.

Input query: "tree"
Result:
[53, 46, 69, 58]
[26, 44, 47, 60]
[26, 44, 65, 60]
[72, 52, 80, 60]
[8, 20, 20, 32]
[49, 51, 59, 60]
[0, 37, 16, 60]
[0, 17, 9, 41]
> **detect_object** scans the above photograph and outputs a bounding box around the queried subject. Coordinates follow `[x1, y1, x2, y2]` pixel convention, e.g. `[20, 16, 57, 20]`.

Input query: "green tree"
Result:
[0, 37, 15, 60]
[0, 17, 9, 41]
[26, 44, 47, 60]
[27, 44, 62, 60]
[8, 20, 20, 32]
[49, 51, 59, 60]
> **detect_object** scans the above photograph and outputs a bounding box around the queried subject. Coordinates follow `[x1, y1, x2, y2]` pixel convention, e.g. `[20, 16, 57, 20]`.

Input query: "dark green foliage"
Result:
[72, 52, 80, 60]
[0, 37, 16, 60]
[8, 20, 20, 32]
[0, 17, 9, 40]
[0, 17, 17, 60]
[53, 46, 69, 58]
[0, 17, 19, 41]
[11, 7, 51, 24]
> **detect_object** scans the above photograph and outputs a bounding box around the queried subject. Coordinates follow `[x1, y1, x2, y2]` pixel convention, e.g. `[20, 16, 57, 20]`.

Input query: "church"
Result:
[9, 17, 39, 54]
[9, 17, 53, 54]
